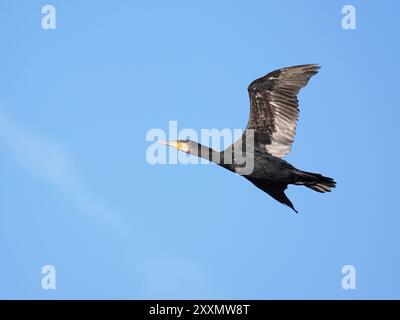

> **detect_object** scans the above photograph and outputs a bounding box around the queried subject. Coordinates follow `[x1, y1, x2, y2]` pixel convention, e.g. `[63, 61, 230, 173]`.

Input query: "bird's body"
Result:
[223, 145, 295, 181]
[161, 64, 336, 213]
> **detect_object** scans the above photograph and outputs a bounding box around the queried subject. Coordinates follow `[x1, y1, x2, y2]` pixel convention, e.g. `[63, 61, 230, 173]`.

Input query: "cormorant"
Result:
[161, 64, 336, 213]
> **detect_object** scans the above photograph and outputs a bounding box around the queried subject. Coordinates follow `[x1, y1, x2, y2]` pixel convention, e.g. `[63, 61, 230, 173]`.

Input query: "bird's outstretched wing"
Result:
[245, 64, 320, 158]
[247, 178, 298, 213]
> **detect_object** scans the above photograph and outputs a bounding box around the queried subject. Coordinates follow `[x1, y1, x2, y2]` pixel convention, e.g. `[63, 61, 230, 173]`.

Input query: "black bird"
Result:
[161, 64, 336, 213]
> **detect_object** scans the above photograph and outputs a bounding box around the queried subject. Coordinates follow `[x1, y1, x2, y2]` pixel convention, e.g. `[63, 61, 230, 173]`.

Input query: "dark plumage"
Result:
[161, 64, 336, 213]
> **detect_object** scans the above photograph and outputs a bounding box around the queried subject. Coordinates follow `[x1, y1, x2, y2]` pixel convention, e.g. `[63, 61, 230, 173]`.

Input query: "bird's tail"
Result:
[294, 170, 336, 193]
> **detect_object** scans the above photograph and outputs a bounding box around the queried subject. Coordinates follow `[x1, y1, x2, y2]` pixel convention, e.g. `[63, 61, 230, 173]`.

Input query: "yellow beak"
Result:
[159, 140, 182, 150]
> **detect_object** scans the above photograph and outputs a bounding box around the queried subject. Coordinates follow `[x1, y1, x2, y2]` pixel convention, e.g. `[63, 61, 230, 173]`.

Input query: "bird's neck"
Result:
[192, 143, 256, 174]
[191, 144, 230, 168]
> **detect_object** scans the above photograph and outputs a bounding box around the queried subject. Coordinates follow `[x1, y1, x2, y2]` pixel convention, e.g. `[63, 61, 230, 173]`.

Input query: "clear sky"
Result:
[1, 0, 399, 299]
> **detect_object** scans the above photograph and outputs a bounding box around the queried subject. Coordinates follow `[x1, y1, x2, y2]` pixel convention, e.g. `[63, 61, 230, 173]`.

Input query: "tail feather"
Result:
[295, 170, 336, 193]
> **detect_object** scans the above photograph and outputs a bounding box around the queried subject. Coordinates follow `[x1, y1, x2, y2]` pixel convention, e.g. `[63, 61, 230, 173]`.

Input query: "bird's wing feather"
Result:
[247, 178, 298, 213]
[245, 64, 320, 158]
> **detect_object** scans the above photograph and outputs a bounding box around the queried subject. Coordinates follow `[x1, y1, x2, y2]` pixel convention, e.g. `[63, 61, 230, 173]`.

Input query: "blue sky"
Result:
[0, 0, 399, 299]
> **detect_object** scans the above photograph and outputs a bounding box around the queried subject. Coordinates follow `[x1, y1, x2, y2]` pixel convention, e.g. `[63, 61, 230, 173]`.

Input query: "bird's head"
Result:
[159, 139, 219, 163]
[159, 139, 195, 154]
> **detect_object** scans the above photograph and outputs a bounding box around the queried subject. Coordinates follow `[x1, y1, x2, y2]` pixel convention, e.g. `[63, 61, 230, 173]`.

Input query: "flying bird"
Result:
[161, 64, 336, 213]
